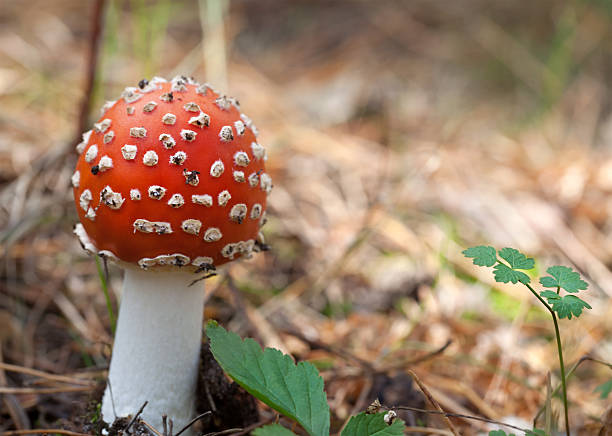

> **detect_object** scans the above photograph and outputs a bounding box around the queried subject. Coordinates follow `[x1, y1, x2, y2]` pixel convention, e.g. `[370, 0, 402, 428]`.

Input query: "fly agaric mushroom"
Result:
[72, 76, 270, 430]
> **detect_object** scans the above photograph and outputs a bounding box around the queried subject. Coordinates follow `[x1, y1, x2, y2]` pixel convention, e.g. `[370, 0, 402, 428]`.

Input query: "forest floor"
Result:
[0, 1, 611, 434]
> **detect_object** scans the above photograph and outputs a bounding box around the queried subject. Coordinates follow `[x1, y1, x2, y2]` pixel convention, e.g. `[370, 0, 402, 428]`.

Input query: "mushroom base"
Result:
[101, 268, 204, 433]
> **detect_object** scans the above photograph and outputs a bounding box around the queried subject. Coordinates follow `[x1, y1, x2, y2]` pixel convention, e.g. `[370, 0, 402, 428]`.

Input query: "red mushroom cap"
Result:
[72, 76, 270, 271]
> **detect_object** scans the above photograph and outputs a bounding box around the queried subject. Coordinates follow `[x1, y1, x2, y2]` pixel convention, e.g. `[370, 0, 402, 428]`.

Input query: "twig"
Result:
[379, 339, 452, 370]
[1, 431, 91, 436]
[124, 401, 149, 433]
[204, 379, 217, 412]
[175, 411, 212, 436]
[229, 415, 276, 436]
[280, 327, 376, 372]
[189, 272, 217, 287]
[406, 370, 460, 436]
[0, 362, 95, 386]
[393, 405, 529, 433]
[72, 0, 107, 150]
[107, 379, 117, 421]
[141, 419, 164, 436]
[0, 348, 30, 430]
[0, 386, 93, 394]
[545, 372, 552, 436]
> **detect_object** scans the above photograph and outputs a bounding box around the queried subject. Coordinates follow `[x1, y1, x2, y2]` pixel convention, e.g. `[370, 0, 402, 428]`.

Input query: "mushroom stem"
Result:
[101, 268, 204, 432]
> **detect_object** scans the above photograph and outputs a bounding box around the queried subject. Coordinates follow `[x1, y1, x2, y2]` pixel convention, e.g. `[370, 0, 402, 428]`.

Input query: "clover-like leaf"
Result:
[498, 247, 535, 270]
[207, 321, 330, 436]
[463, 246, 497, 267]
[540, 290, 561, 300]
[493, 263, 531, 284]
[539, 266, 587, 293]
[539, 291, 592, 320]
[594, 378, 612, 399]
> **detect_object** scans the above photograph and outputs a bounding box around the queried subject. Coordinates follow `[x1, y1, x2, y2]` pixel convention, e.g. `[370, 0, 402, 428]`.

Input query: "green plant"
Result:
[207, 321, 405, 436]
[206, 320, 547, 436]
[463, 246, 592, 436]
[489, 430, 546, 436]
[594, 377, 612, 399]
[207, 322, 548, 436]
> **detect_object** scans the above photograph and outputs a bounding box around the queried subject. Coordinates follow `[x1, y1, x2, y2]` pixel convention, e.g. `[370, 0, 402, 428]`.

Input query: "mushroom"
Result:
[72, 76, 270, 431]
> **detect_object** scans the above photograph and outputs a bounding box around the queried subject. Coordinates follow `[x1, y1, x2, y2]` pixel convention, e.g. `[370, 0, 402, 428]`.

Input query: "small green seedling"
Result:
[463, 246, 592, 436]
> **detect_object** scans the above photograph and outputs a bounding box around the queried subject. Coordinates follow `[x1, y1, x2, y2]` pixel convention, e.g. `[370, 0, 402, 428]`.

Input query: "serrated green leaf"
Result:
[489, 431, 514, 436]
[526, 430, 548, 436]
[594, 378, 612, 399]
[493, 263, 531, 284]
[341, 412, 404, 436]
[206, 321, 330, 436]
[253, 424, 299, 436]
[540, 290, 561, 300]
[463, 246, 497, 267]
[498, 248, 535, 270]
[539, 266, 588, 293]
[539, 293, 592, 319]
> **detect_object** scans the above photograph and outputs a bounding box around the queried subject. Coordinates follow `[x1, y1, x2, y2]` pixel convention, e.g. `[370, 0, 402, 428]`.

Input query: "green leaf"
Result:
[463, 246, 497, 267]
[341, 412, 404, 436]
[594, 378, 612, 399]
[540, 290, 561, 300]
[526, 430, 548, 436]
[498, 248, 535, 270]
[489, 430, 546, 436]
[493, 263, 531, 284]
[253, 424, 299, 436]
[539, 266, 587, 293]
[206, 321, 330, 436]
[489, 430, 547, 436]
[539, 292, 592, 319]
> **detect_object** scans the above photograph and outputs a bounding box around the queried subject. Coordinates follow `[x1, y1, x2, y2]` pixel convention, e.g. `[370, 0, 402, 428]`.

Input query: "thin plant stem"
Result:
[524, 282, 570, 436]
[95, 255, 116, 335]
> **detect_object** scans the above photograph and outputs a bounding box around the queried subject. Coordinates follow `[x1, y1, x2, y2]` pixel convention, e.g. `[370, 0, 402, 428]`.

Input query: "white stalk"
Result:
[101, 268, 204, 432]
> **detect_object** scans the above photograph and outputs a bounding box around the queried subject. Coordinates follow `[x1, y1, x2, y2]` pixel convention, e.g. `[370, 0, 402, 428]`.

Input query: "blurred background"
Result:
[1, 0, 611, 434]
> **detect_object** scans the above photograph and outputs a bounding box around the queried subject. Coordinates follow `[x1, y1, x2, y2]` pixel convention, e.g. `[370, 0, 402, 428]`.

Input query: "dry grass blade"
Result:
[0, 348, 30, 430]
[2, 431, 91, 436]
[545, 372, 553, 435]
[407, 370, 460, 436]
[0, 386, 94, 394]
[0, 362, 96, 386]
